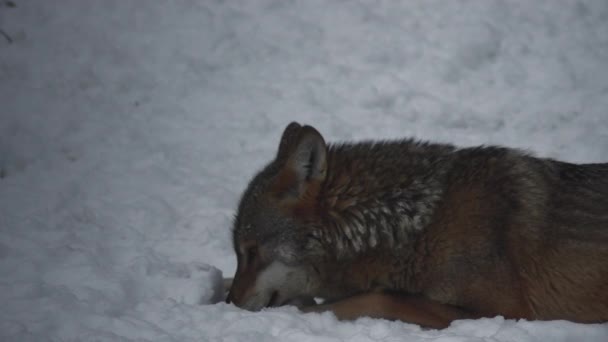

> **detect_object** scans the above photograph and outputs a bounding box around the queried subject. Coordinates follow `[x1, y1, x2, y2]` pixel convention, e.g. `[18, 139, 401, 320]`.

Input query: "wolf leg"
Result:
[301, 292, 475, 329]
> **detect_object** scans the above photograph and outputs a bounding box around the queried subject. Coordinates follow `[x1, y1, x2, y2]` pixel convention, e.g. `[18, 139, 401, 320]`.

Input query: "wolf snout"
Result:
[237, 290, 277, 311]
[226, 281, 277, 311]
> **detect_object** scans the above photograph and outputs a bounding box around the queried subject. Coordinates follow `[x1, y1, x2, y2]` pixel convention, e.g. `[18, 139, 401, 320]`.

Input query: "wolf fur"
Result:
[226, 122, 608, 328]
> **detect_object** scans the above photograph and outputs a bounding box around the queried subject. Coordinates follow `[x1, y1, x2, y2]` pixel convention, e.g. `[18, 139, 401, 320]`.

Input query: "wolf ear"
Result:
[276, 122, 302, 161]
[274, 124, 327, 199]
[289, 125, 327, 183]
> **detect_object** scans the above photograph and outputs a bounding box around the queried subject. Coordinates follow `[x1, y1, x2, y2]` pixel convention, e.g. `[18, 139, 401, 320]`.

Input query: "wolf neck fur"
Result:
[312, 140, 455, 260]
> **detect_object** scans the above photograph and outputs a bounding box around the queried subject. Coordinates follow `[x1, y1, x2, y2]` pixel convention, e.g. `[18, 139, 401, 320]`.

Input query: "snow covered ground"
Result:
[1, 0, 608, 340]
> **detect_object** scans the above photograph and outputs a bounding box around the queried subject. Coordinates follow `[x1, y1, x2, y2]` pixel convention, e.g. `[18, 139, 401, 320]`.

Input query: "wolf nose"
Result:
[224, 277, 234, 304]
[225, 291, 233, 304]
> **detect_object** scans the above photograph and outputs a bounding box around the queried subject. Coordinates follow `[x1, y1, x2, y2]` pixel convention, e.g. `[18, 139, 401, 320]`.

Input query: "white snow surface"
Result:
[1, 0, 608, 341]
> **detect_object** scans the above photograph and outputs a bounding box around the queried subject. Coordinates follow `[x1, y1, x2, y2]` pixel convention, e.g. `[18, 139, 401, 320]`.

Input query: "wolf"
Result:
[225, 122, 608, 328]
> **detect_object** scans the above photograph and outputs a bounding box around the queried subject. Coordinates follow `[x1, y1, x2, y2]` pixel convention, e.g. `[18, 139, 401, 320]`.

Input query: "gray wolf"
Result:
[226, 122, 608, 329]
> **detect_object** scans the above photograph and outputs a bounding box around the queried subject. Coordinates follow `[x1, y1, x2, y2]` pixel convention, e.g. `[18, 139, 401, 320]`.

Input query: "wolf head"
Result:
[226, 122, 331, 311]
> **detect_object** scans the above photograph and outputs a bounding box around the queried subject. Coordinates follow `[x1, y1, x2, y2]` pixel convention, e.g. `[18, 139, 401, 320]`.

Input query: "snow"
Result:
[1, 0, 607, 341]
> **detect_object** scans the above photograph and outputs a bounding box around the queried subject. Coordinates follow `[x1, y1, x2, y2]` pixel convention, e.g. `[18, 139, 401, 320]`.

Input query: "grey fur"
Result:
[228, 122, 608, 320]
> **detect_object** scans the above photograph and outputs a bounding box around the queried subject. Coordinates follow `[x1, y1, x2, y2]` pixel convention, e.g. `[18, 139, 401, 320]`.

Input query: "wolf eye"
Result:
[246, 246, 258, 265]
